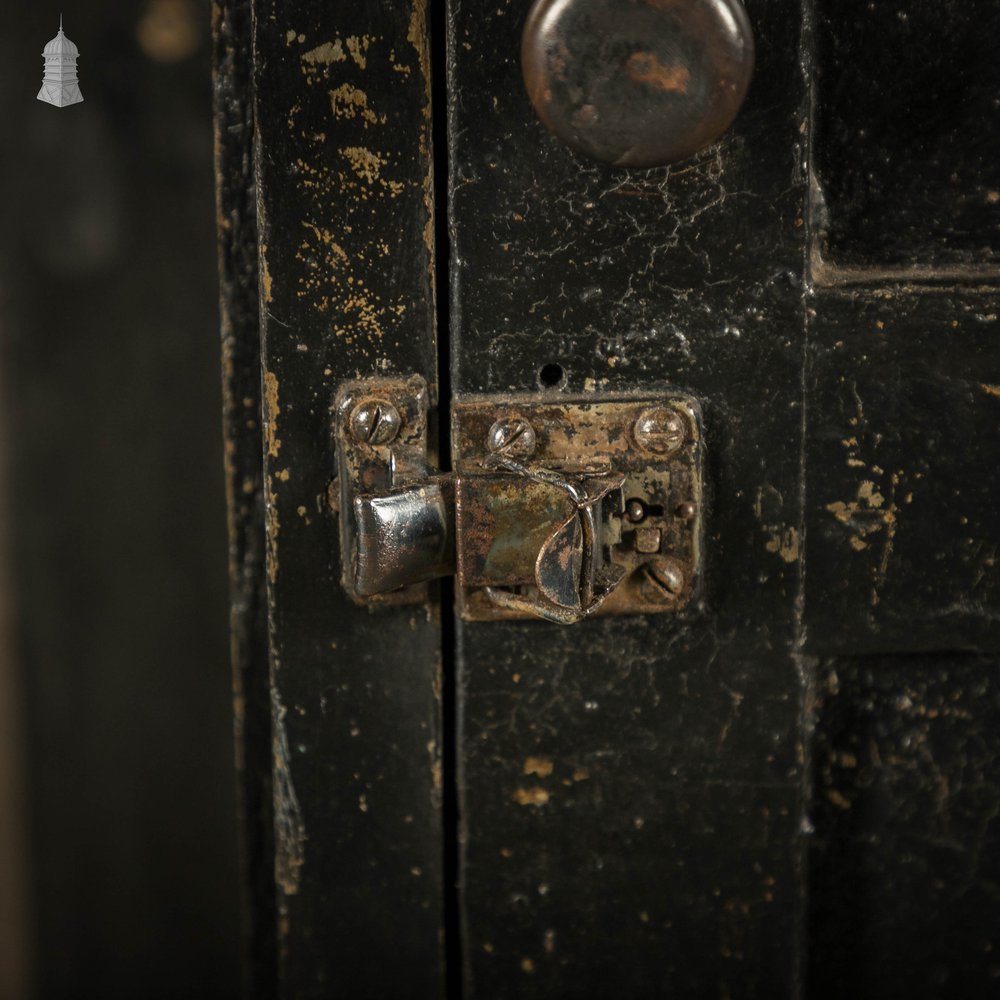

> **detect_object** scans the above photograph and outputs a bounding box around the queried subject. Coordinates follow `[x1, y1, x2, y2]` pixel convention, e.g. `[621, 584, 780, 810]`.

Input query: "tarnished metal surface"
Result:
[337, 380, 703, 623]
[454, 477, 574, 587]
[353, 481, 454, 596]
[453, 393, 704, 621]
[521, 0, 754, 167]
[456, 461, 627, 624]
[334, 375, 433, 605]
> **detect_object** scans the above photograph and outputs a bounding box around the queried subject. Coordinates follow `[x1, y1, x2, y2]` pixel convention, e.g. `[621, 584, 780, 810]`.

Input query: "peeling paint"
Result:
[407, 0, 431, 116]
[341, 145, 388, 185]
[265, 474, 279, 585]
[260, 244, 273, 303]
[301, 39, 346, 65]
[522, 756, 554, 777]
[263, 370, 281, 458]
[272, 686, 306, 896]
[766, 527, 800, 564]
[329, 83, 381, 125]
[514, 787, 550, 806]
[407, 0, 435, 258]
[826, 468, 903, 607]
[346, 35, 372, 69]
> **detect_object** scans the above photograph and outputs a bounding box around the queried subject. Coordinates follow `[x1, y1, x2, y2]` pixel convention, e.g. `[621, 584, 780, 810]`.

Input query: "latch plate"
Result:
[452, 394, 703, 620]
[334, 375, 438, 607]
[333, 376, 704, 622]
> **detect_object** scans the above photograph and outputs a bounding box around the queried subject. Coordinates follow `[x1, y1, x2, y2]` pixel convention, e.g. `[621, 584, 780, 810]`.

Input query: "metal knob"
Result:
[521, 0, 755, 168]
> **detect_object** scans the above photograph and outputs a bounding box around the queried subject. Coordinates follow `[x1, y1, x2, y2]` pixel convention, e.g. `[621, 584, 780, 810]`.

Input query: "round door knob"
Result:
[521, 0, 755, 168]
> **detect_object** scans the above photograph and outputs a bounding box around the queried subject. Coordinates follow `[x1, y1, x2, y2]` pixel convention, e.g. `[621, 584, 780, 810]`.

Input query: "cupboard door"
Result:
[446, 1, 809, 994]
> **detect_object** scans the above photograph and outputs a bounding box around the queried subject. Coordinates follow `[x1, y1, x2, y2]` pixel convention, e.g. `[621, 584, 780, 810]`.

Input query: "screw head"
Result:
[675, 501, 697, 520]
[633, 407, 687, 456]
[642, 557, 686, 602]
[486, 416, 537, 459]
[349, 398, 401, 446]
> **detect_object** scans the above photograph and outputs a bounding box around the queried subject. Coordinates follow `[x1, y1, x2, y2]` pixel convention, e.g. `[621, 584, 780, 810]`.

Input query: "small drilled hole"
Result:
[539, 363, 564, 388]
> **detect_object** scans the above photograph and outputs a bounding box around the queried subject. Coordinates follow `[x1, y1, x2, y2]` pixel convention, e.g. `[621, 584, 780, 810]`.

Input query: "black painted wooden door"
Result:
[213, 1, 1000, 997]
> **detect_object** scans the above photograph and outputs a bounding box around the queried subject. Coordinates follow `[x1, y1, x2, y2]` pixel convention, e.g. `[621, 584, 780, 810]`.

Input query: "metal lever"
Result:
[478, 458, 626, 624]
[334, 376, 703, 623]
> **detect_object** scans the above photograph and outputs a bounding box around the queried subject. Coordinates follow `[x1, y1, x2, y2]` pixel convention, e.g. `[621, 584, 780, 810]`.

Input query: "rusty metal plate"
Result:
[455, 477, 576, 588]
[452, 393, 704, 621]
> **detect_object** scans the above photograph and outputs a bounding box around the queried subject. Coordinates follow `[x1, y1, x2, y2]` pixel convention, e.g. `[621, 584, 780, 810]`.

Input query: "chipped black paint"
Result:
[809, 656, 1000, 999]
[248, 0, 445, 995]
[812, 0, 1000, 271]
[801, 4, 1000, 991]
[216, 0, 1000, 995]
[448, 0, 809, 994]
[803, 291, 1000, 654]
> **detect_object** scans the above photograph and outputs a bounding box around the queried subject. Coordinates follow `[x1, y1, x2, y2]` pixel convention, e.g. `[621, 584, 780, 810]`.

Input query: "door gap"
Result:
[430, 0, 462, 995]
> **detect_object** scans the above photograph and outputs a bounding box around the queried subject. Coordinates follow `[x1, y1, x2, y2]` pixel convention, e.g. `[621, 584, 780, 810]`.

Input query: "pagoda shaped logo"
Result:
[37, 17, 83, 108]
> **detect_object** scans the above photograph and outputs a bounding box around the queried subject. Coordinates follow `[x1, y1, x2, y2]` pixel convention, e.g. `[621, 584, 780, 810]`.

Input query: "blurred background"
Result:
[0, 1, 242, 997]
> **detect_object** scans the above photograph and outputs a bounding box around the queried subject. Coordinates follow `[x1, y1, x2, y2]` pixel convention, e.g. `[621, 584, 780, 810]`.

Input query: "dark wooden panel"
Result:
[0, 3, 240, 996]
[250, 0, 445, 995]
[803, 5, 1000, 989]
[812, 0, 1000, 271]
[212, 0, 277, 996]
[808, 654, 1000, 1000]
[447, 0, 810, 994]
[803, 290, 1000, 655]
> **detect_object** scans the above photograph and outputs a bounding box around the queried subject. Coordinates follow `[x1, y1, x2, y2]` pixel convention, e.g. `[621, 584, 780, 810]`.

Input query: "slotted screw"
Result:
[633, 407, 687, 456]
[486, 416, 536, 459]
[642, 557, 686, 602]
[349, 398, 401, 446]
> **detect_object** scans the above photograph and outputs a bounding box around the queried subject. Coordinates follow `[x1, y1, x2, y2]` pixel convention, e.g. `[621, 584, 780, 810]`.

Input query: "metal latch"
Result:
[333, 376, 703, 623]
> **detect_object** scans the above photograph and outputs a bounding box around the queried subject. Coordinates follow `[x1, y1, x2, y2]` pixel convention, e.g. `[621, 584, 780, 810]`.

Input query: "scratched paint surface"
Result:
[811, 0, 1000, 271]
[250, 0, 444, 995]
[800, 3, 1000, 991]
[446, 0, 1000, 995]
[808, 655, 1000, 999]
[219, 0, 1000, 994]
[804, 291, 1000, 652]
[447, 0, 809, 994]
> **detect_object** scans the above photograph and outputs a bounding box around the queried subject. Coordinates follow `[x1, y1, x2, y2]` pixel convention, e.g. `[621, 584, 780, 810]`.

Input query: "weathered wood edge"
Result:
[212, 1, 278, 996]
